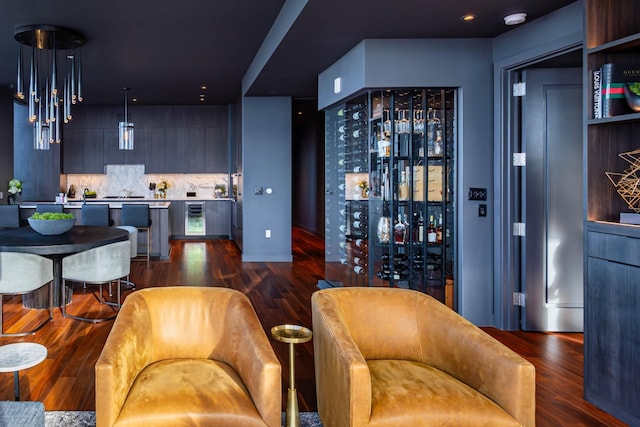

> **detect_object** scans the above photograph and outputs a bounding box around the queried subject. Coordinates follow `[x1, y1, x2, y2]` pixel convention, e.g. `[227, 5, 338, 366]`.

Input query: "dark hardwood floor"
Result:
[0, 228, 627, 426]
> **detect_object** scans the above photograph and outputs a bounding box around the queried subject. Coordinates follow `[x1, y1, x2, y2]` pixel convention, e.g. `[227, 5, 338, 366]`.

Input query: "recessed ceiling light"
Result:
[504, 13, 527, 25]
[131, 98, 137, 103]
[201, 85, 207, 90]
[461, 14, 476, 22]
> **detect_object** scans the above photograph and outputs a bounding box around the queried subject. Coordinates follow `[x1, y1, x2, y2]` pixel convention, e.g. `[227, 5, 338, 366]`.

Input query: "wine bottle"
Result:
[354, 238, 368, 249]
[398, 171, 409, 201]
[376, 270, 409, 281]
[394, 213, 406, 244]
[436, 214, 443, 244]
[353, 211, 368, 220]
[381, 253, 408, 262]
[427, 215, 437, 243]
[354, 266, 367, 275]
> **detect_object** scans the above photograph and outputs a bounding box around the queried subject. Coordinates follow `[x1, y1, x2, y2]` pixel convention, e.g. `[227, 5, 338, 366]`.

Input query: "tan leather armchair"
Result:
[96, 286, 281, 427]
[312, 287, 535, 427]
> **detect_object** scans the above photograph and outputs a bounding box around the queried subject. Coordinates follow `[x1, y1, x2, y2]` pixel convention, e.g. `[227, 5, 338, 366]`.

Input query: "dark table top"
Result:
[0, 226, 128, 256]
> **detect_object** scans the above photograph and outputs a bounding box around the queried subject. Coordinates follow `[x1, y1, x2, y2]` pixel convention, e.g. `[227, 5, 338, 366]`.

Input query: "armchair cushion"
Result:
[96, 286, 281, 427]
[312, 287, 535, 427]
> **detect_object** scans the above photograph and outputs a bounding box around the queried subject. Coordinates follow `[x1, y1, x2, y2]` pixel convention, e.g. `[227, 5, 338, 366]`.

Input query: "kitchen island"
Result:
[19, 201, 171, 259]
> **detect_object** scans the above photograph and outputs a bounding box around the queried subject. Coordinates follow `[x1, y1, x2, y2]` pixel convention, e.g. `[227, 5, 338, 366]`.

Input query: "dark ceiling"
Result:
[0, 0, 576, 106]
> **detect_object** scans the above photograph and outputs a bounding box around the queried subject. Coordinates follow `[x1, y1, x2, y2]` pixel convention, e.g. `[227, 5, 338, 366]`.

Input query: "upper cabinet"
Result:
[62, 105, 229, 174]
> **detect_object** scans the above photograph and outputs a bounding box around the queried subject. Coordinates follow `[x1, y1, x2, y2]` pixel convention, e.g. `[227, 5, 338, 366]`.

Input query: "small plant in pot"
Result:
[28, 212, 76, 235]
[214, 184, 226, 198]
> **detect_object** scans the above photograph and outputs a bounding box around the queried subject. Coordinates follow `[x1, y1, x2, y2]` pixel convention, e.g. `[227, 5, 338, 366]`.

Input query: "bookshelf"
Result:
[584, 1, 640, 425]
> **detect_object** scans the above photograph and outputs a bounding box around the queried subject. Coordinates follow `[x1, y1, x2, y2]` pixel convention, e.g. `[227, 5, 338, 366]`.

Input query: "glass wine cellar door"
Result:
[324, 89, 456, 306]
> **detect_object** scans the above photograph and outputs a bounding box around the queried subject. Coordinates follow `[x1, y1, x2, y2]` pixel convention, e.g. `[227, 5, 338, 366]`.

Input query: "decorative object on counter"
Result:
[118, 87, 134, 150]
[148, 182, 156, 199]
[7, 178, 22, 205]
[28, 212, 76, 235]
[14, 25, 85, 149]
[605, 148, 640, 222]
[214, 183, 226, 198]
[67, 184, 76, 199]
[157, 180, 170, 198]
[83, 188, 97, 199]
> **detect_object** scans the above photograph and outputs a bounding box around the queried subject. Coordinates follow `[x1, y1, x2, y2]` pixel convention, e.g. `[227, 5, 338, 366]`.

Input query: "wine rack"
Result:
[324, 88, 456, 304]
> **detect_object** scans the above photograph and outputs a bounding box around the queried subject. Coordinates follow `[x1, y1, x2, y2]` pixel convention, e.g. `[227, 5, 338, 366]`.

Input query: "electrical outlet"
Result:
[0, 191, 3, 199]
[265, 229, 271, 238]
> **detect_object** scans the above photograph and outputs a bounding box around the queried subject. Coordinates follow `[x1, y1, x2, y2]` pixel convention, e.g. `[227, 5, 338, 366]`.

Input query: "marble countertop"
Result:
[19, 201, 171, 209]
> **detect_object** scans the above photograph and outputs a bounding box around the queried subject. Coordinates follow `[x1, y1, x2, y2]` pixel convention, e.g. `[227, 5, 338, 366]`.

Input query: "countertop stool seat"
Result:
[0, 206, 20, 229]
[81, 204, 112, 226]
[121, 204, 151, 262]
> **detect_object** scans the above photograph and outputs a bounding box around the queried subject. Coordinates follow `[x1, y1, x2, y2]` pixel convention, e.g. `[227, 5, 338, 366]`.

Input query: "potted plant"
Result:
[7, 178, 22, 205]
[214, 184, 226, 198]
[28, 212, 76, 235]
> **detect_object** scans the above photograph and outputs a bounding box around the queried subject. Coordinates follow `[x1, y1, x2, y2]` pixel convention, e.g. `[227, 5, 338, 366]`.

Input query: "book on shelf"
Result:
[592, 67, 601, 119]
[600, 63, 640, 118]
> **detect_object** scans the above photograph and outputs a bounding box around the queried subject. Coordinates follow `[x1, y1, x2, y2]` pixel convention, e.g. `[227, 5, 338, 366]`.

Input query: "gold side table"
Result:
[271, 324, 312, 427]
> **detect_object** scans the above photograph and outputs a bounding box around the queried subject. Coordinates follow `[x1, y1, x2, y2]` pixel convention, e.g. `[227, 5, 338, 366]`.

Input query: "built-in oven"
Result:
[185, 202, 206, 236]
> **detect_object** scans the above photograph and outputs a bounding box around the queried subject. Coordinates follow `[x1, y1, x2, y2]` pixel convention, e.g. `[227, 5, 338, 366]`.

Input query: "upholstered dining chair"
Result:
[95, 286, 282, 427]
[121, 204, 151, 262]
[61, 240, 130, 322]
[0, 252, 53, 336]
[81, 203, 112, 226]
[312, 287, 536, 427]
[0, 205, 20, 228]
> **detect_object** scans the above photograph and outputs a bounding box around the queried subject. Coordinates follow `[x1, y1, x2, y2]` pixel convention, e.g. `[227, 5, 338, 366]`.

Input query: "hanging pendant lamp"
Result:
[14, 25, 85, 150]
[119, 88, 134, 150]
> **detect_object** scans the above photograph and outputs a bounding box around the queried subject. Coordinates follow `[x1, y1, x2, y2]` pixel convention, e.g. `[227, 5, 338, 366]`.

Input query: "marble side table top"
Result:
[0, 343, 47, 372]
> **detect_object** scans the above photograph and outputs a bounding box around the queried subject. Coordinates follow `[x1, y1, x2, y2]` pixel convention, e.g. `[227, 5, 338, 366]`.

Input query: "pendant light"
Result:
[14, 25, 85, 150]
[119, 88, 134, 150]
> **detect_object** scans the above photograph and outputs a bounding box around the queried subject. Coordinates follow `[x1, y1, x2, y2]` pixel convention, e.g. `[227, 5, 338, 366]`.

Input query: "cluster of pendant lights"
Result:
[14, 25, 85, 150]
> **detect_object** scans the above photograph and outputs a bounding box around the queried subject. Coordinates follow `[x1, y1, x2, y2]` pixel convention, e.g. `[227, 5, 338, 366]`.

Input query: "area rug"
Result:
[45, 411, 323, 426]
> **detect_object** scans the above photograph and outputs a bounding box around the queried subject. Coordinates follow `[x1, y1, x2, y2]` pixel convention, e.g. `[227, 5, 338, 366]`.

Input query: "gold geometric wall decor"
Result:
[606, 148, 640, 213]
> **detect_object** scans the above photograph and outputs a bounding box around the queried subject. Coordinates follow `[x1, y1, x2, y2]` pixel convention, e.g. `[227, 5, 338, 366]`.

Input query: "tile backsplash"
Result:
[63, 165, 229, 199]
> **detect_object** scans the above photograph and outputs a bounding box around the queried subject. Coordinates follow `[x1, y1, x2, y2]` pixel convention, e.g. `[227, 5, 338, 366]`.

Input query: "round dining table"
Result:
[0, 225, 129, 308]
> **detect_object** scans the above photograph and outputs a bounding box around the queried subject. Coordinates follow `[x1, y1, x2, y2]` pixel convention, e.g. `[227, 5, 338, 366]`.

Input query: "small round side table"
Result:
[271, 324, 312, 427]
[0, 343, 47, 401]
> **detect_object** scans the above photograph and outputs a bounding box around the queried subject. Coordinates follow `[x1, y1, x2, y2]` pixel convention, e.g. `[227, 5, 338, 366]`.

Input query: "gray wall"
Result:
[0, 89, 14, 202]
[292, 99, 324, 237]
[318, 38, 495, 325]
[241, 96, 293, 262]
[491, 1, 583, 330]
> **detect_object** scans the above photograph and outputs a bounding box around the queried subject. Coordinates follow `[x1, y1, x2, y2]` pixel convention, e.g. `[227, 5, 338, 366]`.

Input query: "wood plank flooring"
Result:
[0, 228, 628, 426]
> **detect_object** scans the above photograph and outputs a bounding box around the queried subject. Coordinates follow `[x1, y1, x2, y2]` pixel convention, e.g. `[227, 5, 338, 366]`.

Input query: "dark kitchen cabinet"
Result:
[144, 129, 169, 173]
[62, 128, 104, 174]
[205, 201, 230, 237]
[206, 127, 229, 173]
[103, 128, 147, 165]
[169, 200, 185, 237]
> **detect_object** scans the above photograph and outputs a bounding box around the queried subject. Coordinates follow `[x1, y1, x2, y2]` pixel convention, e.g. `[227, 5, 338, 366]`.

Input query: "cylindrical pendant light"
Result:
[119, 87, 134, 150]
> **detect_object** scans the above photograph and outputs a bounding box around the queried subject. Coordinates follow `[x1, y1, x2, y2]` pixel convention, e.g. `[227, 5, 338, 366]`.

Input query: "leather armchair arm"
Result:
[419, 301, 536, 427]
[95, 297, 154, 427]
[312, 292, 371, 427]
[217, 294, 282, 427]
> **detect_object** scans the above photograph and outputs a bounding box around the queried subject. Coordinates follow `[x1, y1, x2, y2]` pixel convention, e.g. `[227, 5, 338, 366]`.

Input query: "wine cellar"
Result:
[324, 88, 456, 306]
